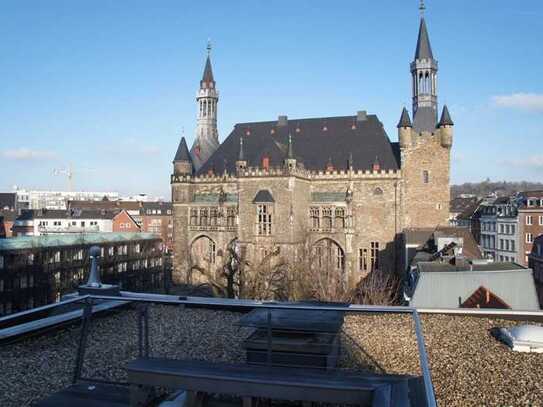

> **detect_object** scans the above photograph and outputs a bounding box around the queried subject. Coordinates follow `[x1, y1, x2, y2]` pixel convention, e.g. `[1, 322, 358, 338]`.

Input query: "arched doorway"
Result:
[190, 236, 217, 280]
[312, 238, 345, 273]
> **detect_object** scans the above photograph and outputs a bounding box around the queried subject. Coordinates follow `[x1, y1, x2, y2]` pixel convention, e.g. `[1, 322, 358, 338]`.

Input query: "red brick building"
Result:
[112, 210, 140, 233]
[518, 191, 543, 266]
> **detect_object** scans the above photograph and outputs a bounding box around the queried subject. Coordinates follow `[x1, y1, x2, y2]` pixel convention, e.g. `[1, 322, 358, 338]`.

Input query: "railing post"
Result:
[266, 309, 272, 367]
[73, 297, 93, 384]
[412, 309, 437, 407]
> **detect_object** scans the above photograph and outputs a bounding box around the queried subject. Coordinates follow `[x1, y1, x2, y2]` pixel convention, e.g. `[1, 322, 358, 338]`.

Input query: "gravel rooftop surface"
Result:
[1, 305, 542, 406]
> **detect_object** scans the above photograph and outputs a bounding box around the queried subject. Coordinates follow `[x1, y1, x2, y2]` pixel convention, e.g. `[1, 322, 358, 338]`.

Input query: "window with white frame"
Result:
[257, 205, 272, 235]
[526, 233, 533, 243]
[539, 216, 543, 226]
[526, 216, 533, 225]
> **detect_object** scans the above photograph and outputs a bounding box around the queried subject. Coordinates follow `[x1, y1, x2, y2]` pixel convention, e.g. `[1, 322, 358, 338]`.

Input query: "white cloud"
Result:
[500, 155, 543, 169]
[1, 148, 57, 160]
[492, 93, 543, 112]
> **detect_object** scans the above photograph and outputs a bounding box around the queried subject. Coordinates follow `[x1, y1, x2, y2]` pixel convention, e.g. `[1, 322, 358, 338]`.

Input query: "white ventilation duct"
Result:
[497, 325, 543, 353]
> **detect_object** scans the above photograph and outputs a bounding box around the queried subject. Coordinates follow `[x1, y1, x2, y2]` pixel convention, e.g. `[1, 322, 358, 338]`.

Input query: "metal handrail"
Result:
[80, 293, 437, 407]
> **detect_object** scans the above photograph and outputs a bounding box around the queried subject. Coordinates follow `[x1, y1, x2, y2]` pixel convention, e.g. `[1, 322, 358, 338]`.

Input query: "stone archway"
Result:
[190, 235, 217, 281]
[311, 238, 345, 273]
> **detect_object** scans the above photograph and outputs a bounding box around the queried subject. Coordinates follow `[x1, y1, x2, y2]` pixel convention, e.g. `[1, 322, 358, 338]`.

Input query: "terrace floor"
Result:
[1, 305, 542, 406]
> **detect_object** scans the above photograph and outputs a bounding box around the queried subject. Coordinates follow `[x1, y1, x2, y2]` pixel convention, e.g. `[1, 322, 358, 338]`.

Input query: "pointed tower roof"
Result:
[397, 107, 413, 128]
[174, 137, 192, 162]
[415, 18, 433, 60]
[201, 56, 215, 84]
[439, 105, 454, 126]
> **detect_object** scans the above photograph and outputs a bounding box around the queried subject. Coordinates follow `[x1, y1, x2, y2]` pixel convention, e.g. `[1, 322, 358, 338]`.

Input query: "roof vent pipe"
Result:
[277, 115, 288, 126]
[86, 246, 102, 288]
[357, 111, 367, 122]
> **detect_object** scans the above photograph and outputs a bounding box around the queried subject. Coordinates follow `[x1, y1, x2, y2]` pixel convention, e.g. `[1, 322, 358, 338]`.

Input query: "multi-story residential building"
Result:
[13, 189, 119, 210]
[517, 191, 543, 266]
[67, 200, 173, 250]
[494, 197, 519, 263]
[140, 202, 174, 252]
[171, 8, 454, 285]
[528, 234, 543, 307]
[479, 202, 497, 259]
[0, 232, 164, 316]
[12, 209, 117, 236]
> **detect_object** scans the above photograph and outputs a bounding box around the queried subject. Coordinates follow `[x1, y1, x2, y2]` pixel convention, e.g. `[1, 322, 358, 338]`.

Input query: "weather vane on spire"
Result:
[419, 0, 426, 17]
[207, 38, 212, 56]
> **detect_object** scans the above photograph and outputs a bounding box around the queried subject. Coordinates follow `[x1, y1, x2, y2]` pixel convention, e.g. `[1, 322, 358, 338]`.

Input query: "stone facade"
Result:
[170, 11, 453, 286]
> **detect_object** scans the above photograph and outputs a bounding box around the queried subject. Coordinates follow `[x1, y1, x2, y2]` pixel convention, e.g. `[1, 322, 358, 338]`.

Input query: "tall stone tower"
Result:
[400, 1, 453, 229]
[190, 42, 220, 171]
[411, 1, 438, 133]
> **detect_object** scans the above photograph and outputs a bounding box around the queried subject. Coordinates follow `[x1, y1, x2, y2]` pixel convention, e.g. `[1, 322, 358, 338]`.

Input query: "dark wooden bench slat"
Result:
[127, 358, 413, 406]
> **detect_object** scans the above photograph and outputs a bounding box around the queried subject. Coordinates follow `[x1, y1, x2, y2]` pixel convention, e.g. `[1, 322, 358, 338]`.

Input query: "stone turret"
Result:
[438, 105, 454, 147]
[173, 136, 194, 175]
[397, 107, 413, 148]
[190, 42, 220, 171]
[411, 2, 439, 133]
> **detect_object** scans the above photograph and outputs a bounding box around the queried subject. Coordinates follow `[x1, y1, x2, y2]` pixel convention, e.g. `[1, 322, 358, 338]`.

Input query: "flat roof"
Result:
[0, 232, 160, 251]
[1, 302, 542, 406]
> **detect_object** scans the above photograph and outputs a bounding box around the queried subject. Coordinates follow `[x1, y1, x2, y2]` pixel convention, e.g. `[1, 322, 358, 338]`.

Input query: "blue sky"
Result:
[1, 1, 542, 198]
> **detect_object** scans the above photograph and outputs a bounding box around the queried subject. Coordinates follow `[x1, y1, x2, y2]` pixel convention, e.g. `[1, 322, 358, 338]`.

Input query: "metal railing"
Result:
[68, 293, 437, 407]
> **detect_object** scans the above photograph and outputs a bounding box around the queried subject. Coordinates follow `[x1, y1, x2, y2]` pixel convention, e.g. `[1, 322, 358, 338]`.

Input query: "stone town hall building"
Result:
[171, 9, 454, 286]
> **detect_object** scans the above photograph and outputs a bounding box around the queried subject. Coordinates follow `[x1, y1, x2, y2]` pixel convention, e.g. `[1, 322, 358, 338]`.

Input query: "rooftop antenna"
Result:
[419, 0, 426, 17]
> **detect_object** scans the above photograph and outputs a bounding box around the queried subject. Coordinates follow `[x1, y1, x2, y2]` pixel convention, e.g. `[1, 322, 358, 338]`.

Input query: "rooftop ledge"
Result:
[1, 292, 542, 407]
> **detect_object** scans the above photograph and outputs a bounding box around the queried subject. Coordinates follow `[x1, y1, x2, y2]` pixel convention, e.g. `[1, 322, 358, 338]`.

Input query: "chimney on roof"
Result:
[277, 115, 288, 126]
[357, 111, 367, 122]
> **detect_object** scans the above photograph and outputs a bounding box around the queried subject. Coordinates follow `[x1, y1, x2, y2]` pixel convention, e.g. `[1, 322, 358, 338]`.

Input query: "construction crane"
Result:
[52, 164, 95, 192]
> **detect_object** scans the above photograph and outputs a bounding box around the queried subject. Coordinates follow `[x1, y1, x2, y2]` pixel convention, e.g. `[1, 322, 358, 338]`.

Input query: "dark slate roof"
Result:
[197, 115, 400, 175]
[0, 193, 16, 211]
[397, 107, 412, 128]
[201, 56, 214, 84]
[450, 197, 479, 213]
[16, 209, 119, 221]
[438, 105, 454, 126]
[252, 190, 274, 203]
[174, 137, 193, 163]
[413, 106, 437, 133]
[414, 18, 433, 60]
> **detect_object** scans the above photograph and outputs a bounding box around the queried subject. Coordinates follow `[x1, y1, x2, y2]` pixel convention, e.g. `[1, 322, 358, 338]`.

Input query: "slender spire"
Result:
[238, 136, 245, 161]
[438, 105, 454, 126]
[397, 107, 413, 128]
[201, 41, 215, 85]
[415, 17, 433, 60]
[287, 133, 294, 159]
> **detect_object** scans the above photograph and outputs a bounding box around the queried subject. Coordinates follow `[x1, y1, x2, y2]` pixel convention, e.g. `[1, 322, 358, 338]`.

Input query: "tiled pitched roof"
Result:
[197, 114, 400, 175]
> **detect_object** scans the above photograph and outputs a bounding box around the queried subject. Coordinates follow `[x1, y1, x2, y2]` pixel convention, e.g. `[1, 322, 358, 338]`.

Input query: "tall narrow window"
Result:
[210, 208, 218, 226]
[423, 170, 430, 184]
[227, 208, 236, 227]
[335, 207, 345, 228]
[526, 233, 533, 243]
[370, 241, 379, 271]
[257, 205, 272, 235]
[310, 207, 320, 229]
[526, 216, 533, 225]
[322, 207, 333, 230]
[359, 248, 368, 272]
[208, 240, 216, 264]
[200, 208, 208, 226]
[190, 209, 198, 226]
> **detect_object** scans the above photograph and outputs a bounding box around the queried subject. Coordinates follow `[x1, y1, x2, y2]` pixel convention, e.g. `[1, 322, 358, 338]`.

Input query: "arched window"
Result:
[191, 236, 216, 265]
[310, 207, 320, 229]
[199, 208, 208, 226]
[335, 207, 345, 228]
[190, 209, 198, 226]
[312, 239, 345, 272]
[322, 207, 333, 230]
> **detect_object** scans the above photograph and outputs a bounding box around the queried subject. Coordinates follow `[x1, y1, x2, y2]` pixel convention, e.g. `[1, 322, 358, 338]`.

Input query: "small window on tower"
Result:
[423, 170, 430, 184]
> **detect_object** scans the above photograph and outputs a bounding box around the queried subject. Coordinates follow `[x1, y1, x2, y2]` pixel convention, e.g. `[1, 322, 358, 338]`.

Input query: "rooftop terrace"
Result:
[1, 294, 542, 406]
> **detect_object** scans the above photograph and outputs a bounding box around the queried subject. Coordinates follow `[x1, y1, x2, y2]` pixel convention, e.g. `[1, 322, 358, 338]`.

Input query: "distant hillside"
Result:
[451, 180, 543, 198]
